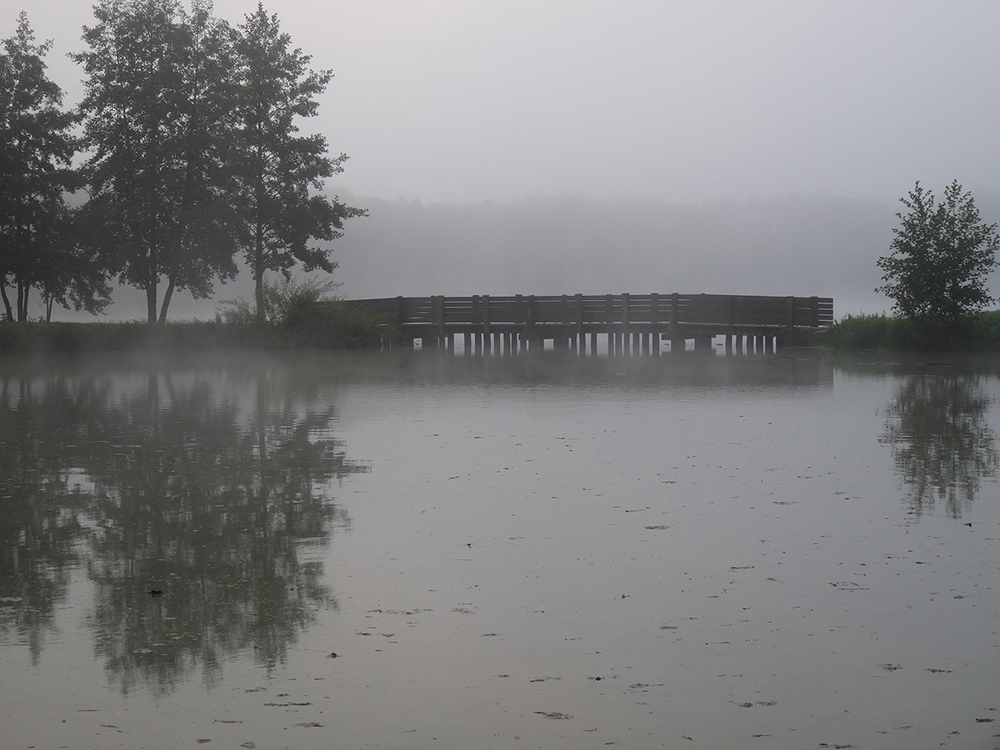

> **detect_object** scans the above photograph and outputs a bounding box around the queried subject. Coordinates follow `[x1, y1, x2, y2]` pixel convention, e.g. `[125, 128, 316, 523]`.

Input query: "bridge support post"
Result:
[482, 295, 492, 355]
[431, 295, 445, 350]
[668, 293, 683, 354]
[575, 294, 584, 356]
[650, 293, 660, 356]
[621, 293, 630, 355]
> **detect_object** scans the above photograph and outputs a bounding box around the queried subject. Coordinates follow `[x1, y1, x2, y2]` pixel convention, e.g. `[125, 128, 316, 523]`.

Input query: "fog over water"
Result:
[6, 1, 1000, 318]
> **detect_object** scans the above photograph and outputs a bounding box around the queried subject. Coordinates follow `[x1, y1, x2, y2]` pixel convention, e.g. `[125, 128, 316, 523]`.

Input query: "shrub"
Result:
[216, 277, 342, 326]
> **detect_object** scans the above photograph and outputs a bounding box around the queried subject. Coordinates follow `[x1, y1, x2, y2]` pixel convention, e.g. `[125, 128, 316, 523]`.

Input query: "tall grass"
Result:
[824, 311, 1000, 351]
[0, 284, 392, 354]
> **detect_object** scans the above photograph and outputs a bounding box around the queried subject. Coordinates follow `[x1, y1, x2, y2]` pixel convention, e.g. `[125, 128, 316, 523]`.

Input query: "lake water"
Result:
[1, 350, 998, 750]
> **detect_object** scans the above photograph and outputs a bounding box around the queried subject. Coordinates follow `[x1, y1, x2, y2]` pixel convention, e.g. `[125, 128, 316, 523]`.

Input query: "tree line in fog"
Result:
[0, 0, 362, 324]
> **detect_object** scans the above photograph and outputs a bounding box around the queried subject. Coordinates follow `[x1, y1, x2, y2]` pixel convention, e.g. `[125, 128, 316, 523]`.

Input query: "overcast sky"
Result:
[7, 0, 1000, 206]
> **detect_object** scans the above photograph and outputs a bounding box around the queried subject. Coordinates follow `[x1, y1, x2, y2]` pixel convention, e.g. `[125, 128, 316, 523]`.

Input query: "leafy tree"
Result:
[0, 13, 89, 321]
[877, 181, 1000, 320]
[73, 0, 240, 323]
[230, 4, 364, 324]
[36, 204, 113, 321]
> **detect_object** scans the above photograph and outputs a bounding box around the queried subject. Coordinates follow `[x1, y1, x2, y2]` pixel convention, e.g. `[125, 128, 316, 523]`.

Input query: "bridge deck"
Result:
[344, 293, 833, 354]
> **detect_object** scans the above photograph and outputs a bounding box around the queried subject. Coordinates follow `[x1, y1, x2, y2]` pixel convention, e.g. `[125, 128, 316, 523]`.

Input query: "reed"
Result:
[0, 304, 390, 354]
[824, 311, 1000, 351]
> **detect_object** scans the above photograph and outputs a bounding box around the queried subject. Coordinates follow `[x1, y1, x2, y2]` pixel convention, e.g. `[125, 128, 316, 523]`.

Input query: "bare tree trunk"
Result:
[147, 244, 158, 324]
[0, 285, 13, 321]
[158, 276, 176, 323]
[17, 282, 28, 322]
[146, 286, 157, 324]
[255, 221, 265, 325]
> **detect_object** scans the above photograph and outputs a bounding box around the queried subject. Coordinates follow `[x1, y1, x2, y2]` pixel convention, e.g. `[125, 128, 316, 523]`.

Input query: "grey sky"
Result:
[7, 0, 1000, 205]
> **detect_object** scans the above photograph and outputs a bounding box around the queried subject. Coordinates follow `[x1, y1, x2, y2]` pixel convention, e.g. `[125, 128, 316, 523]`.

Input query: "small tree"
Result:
[230, 4, 364, 324]
[877, 181, 1000, 320]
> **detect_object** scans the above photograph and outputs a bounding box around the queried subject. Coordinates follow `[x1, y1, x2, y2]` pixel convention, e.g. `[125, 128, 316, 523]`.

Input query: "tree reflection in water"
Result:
[0, 374, 96, 664]
[881, 372, 998, 517]
[0, 362, 367, 695]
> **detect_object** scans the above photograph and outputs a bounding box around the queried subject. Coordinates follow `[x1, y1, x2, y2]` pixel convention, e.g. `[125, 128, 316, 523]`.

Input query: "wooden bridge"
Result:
[345, 293, 833, 355]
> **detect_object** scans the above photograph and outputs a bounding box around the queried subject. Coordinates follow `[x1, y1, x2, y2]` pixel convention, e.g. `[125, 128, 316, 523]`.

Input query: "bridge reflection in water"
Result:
[346, 293, 833, 355]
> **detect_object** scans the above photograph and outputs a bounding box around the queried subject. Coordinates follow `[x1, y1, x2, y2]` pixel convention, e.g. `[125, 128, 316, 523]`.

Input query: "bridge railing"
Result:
[345, 293, 833, 329]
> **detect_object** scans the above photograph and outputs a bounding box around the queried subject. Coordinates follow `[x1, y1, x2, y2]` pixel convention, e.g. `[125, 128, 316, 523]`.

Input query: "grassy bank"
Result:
[0, 301, 391, 354]
[824, 311, 1000, 351]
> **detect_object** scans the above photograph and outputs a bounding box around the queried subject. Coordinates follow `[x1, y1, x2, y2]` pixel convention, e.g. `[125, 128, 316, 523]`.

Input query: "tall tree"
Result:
[73, 0, 239, 323]
[877, 181, 1000, 320]
[0, 13, 84, 321]
[231, 4, 364, 324]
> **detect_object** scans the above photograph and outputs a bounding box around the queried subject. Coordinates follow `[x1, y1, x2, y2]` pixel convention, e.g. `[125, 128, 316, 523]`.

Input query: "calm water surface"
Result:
[1, 350, 998, 750]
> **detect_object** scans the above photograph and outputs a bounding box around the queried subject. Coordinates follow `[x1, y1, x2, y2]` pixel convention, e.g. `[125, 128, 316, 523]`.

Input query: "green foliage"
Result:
[216, 276, 340, 325]
[0, 13, 101, 322]
[824, 313, 899, 349]
[877, 181, 1000, 321]
[4, 3, 363, 324]
[825, 311, 1000, 351]
[283, 299, 390, 348]
[73, 0, 240, 323]
[0, 313, 387, 353]
[230, 4, 365, 323]
[215, 276, 388, 348]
